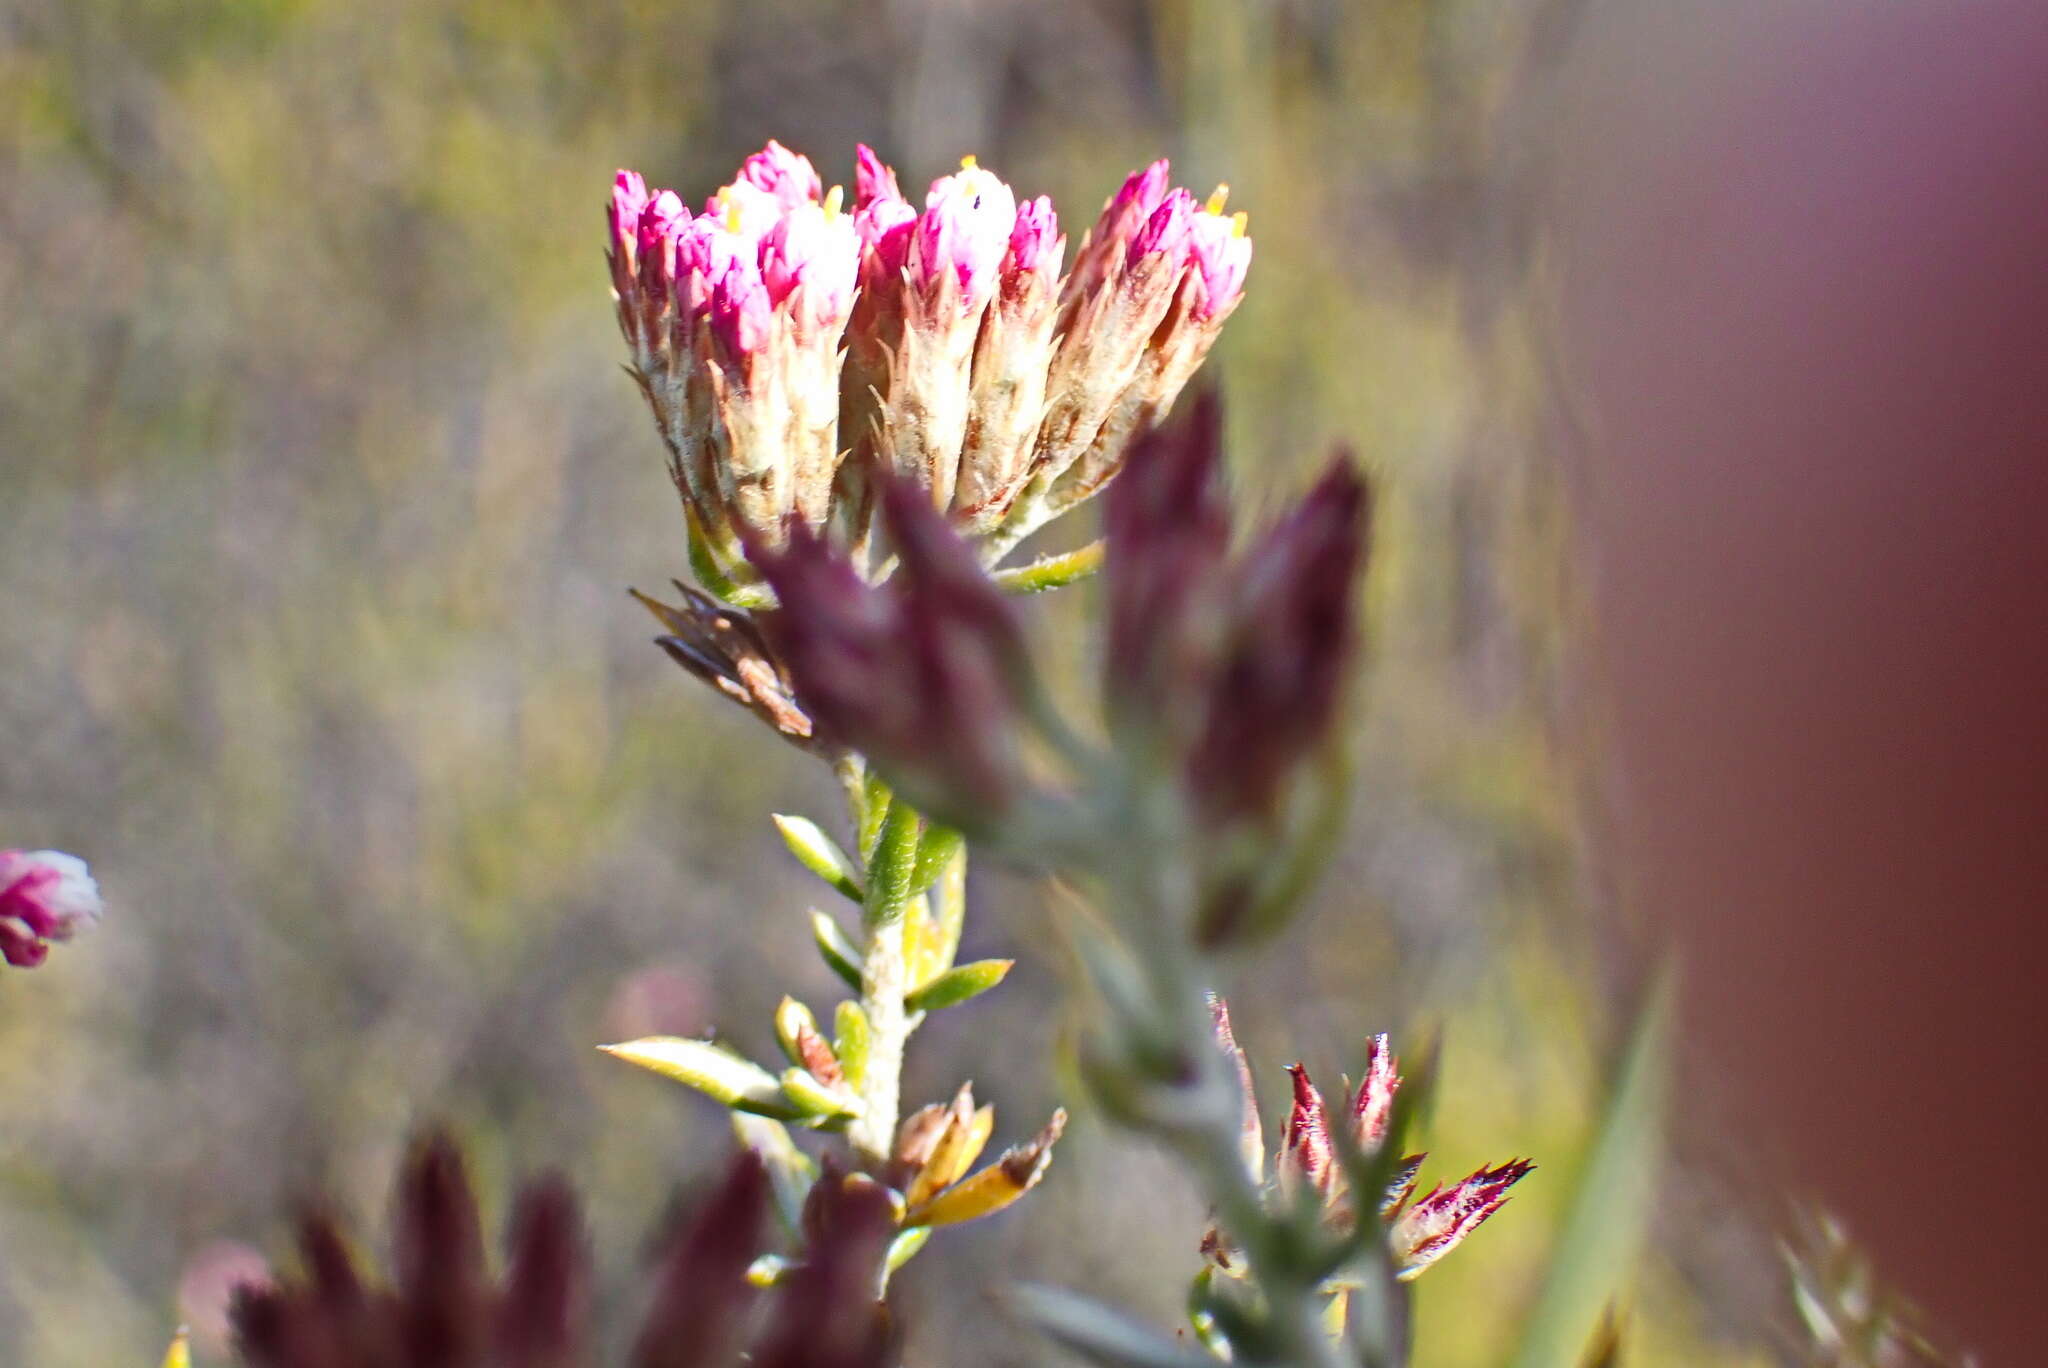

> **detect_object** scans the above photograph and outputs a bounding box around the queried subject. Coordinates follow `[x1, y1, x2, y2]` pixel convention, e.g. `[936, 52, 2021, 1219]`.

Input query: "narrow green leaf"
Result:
[772, 814, 864, 903]
[905, 958, 1014, 1012]
[780, 1066, 861, 1121]
[909, 823, 965, 898]
[863, 798, 922, 931]
[992, 539, 1105, 594]
[1507, 968, 1673, 1368]
[810, 908, 864, 990]
[885, 1226, 932, 1276]
[834, 1000, 872, 1091]
[599, 1037, 800, 1119]
[929, 839, 968, 975]
[859, 769, 893, 863]
[1011, 1284, 1216, 1368]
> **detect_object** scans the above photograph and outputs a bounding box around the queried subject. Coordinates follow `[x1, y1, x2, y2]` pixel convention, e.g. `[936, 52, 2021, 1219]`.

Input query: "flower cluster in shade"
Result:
[747, 393, 1370, 944]
[1209, 998, 1533, 1281]
[607, 141, 1251, 577]
[1, 849, 102, 968]
[232, 1132, 896, 1368]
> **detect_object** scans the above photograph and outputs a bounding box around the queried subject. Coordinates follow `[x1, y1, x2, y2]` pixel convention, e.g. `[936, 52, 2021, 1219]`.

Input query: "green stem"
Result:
[1106, 848, 1351, 1368]
[846, 786, 926, 1162]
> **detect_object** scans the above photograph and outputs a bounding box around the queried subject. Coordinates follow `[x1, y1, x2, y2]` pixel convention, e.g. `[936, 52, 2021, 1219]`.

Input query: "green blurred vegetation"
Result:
[1, 0, 1774, 1363]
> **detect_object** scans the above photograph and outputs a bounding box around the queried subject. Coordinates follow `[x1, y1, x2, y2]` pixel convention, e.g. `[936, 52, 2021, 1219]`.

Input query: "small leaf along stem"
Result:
[844, 776, 959, 1162]
[991, 539, 1106, 594]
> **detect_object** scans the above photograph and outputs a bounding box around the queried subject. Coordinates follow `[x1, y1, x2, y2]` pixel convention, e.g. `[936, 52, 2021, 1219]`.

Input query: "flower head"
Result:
[0, 849, 102, 968]
[606, 143, 1254, 610]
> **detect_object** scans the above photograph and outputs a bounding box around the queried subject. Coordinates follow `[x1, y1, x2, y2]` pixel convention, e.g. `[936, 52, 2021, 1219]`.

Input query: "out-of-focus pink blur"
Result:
[1554, 3, 2048, 1360]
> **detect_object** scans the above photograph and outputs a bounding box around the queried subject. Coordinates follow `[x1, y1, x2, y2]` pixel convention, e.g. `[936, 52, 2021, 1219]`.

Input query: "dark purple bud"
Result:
[1185, 454, 1372, 827]
[755, 486, 1037, 825]
[1279, 1063, 1338, 1203]
[1102, 389, 1231, 739]
[633, 1152, 770, 1368]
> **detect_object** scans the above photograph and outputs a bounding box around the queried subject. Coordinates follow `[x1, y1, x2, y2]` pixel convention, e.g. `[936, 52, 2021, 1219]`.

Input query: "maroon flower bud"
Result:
[1185, 456, 1372, 827]
[1102, 389, 1231, 740]
[1351, 1032, 1400, 1152]
[753, 482, 1037, 824]
[1389, 1158, 1535, 1279]
[1279, 1063, 1339, 1202]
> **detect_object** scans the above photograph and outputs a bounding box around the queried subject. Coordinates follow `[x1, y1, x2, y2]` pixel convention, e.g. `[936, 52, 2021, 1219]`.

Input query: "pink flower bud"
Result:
[1186, 456, 1372, 827]
[1083, 159, 1171, 269]
[709, 257, 773, 358]
[608, 170, 650, 275]
[736, 139, 823, 209]
[1110, 159, 1172, 223]
[1127, 187, 1196, 267]
[761, 202, 860, 331]
[856, 197, 917, 280]
[1006, 195, 1062, 279]
[0, 849, 103, 968]
[676, 217, 749, 319]
[1352, 1033, 1400, 1152]
[911, 161, 1019, 310]
[636, 190, 689, 289]
[854, 144, 903, 210]
[1188, 204, 1253, 320]
[1390, 1159, 1535, 1279]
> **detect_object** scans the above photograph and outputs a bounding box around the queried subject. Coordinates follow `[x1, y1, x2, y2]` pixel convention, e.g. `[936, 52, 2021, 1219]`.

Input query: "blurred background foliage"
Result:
[0, 0, 1778, 1362]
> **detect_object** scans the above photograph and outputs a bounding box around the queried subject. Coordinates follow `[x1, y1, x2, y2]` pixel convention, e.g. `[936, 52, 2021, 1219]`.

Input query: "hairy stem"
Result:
[845, 784, 925, 1162]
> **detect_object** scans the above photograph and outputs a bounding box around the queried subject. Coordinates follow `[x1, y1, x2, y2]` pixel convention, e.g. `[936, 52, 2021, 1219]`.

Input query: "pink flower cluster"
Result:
[1, 849, 102, 968]
[1208, 998, 1533, 1282]
[607, 142, 1252, 578]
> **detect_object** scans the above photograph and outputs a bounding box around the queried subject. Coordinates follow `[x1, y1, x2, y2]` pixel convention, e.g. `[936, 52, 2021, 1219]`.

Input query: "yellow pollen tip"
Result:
[823, 184, 844, 217]
[960, 154, 979, 170]
[1206, 184, 1231, 214]
[1231, 210, 1249, 237]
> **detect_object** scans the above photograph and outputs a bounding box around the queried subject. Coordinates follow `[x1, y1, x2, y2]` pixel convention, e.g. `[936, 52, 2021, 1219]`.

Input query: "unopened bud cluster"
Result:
[608, 142, 1249, 581]
[1208, 998, 1532, 1283]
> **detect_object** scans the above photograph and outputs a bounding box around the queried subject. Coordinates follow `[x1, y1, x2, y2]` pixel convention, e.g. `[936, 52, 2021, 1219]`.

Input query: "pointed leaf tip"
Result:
[905, 958, 1014, 1011]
